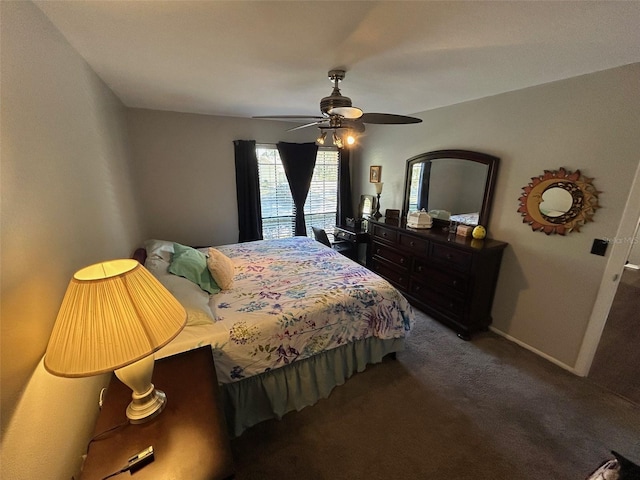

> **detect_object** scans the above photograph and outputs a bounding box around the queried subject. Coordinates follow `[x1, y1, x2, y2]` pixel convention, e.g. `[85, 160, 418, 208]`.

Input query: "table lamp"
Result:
[45, 259, 186, 423]
[373, 182, 384, 219]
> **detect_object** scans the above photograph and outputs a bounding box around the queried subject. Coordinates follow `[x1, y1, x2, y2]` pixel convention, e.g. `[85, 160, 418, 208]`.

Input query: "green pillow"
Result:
[168, 243, 220, 294]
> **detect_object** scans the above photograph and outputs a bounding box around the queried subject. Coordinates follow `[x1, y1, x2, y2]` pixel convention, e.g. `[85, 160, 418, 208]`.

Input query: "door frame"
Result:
[574, 160, 640, 376]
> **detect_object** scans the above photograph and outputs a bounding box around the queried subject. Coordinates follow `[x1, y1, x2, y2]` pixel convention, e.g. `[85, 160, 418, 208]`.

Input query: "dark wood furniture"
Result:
[368, 218, 507, 339]
[334, 224, 370, 265]
[80, 347, 235, 480]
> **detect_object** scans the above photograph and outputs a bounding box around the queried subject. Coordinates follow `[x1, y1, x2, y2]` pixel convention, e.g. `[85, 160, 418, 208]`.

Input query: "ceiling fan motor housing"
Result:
[320, 69, 353, 115]
[320, 91, 353, 115]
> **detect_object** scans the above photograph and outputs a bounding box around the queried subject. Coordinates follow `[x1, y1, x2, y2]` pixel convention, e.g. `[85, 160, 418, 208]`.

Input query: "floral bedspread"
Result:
[156, 237, 414, 383]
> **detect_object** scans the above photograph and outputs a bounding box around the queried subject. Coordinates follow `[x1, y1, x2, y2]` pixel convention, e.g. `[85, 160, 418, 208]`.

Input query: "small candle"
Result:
[374, 182, 384, 194]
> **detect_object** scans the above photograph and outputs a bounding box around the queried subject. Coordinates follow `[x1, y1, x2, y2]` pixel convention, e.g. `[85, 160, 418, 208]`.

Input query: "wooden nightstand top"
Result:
[80, 347, 234, 480]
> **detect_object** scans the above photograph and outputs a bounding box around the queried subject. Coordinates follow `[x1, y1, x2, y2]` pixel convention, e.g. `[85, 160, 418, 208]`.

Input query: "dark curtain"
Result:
[417, 161, 431, 211]
[337, 148, 354, 225]
[234, 140, 263, 242]
[277, 142, 318, 236]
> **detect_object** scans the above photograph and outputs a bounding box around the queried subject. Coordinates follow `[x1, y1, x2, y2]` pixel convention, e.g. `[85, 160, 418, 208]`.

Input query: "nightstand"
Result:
[80, 347, 235, 480]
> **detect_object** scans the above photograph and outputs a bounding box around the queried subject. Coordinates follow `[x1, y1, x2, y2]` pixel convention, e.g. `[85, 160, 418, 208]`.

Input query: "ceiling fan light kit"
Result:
[327, 106, 363, 119]
[254, 69, 422, 148]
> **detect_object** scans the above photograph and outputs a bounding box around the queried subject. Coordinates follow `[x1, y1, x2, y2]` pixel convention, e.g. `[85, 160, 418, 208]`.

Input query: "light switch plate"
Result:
[590, 238, 608, 256]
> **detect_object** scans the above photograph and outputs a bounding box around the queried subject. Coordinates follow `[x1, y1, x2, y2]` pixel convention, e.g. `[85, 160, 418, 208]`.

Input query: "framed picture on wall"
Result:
[369, 166, 381, 183]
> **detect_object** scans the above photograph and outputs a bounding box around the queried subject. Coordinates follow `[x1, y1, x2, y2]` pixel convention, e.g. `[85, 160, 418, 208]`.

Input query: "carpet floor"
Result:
[230, 310, 640, 479]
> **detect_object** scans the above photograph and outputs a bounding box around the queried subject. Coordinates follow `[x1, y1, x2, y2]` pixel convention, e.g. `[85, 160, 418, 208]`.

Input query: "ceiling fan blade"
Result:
[360, 113, 422, 124]
[286, 120, 327, 132]
[253, 115, 325, 120]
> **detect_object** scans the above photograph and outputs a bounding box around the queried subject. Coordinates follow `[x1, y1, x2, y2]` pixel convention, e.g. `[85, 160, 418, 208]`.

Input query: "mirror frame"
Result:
[517, 167, 600, 235]
[402, 149, 500, 227]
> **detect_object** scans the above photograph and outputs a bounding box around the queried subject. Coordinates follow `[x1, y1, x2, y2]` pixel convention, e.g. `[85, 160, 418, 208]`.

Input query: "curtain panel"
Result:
[277, 142, 318, 236]
[234, 140, 263, 242]
[337, 148, 354, 225]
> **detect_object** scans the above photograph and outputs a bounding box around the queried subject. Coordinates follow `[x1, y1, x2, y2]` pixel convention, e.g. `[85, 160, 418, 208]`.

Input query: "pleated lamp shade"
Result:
[45, 259, 186, 378]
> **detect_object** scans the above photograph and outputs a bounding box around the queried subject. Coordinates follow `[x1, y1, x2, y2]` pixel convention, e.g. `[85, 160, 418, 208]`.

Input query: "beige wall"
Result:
[1, 2, 142, 478]
[353, 63, 640, 368]
[126, 108, 321, 247]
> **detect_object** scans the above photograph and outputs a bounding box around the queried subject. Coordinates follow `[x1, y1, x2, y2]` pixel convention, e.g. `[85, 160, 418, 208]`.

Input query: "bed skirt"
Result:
[220, 336, 405, 437]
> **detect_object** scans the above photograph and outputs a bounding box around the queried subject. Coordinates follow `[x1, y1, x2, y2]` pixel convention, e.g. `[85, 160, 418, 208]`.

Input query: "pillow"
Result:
[160, 275, 216, 326]
[144, 252, 216, 326]
[206, 248, 235, 290]
[169, 243, 220, 294]
[144, 239, 175, 262]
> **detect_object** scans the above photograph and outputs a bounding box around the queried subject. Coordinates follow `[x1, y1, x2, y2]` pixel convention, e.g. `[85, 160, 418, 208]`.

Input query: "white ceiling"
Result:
[35, 1, 640, 120]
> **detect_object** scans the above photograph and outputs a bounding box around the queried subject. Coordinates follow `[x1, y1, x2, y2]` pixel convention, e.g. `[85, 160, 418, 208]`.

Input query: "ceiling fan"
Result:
[254, 69, 422, 138]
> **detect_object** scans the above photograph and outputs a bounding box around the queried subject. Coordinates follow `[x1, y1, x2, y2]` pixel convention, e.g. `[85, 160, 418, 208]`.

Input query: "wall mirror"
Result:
[402, 150, 500, 227]
[359, 194, 375, 217]
[517, 167, 600, 235]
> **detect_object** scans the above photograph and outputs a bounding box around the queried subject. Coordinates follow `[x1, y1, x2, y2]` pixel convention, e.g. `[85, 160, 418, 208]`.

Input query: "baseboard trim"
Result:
[489, 327, 580, 376]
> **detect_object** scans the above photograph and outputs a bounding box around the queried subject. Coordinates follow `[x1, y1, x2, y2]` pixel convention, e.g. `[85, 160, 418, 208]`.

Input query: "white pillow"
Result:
[144, 239, 175, 262]
[144, 252, 216, 326]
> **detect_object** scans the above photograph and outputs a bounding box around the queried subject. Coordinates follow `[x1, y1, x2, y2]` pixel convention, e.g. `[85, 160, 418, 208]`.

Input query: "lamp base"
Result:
[126, 384, 167, 424]
[373, 193, 382, 219]
[115, 355, 167, 424]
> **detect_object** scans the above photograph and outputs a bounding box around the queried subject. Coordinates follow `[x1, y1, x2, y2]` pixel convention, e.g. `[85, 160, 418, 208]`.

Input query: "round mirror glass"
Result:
[540, 187, 573, 217]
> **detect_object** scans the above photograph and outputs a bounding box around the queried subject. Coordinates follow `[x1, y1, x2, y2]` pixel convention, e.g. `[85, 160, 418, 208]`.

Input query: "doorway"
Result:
[587, 247, 640, 404]
[575, 161, 640, 385]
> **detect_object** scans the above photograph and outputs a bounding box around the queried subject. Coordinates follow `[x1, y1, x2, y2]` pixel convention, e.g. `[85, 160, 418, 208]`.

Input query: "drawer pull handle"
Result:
[452, 280, 457, 287]
[410, 241, 415, 247]
[449, 302, 454, 308]
[376, 249, 381, 254]
[417, 266, 423, 272]
[446, 254, 453, 260]
[400, 258, 405, 264]
[414, 285, 420, 292]
[398, 277, 404, 282]
[382, 232, 387, 237]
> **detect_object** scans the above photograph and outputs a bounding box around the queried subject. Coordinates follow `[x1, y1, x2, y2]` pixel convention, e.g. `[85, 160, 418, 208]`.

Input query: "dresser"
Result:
[368, 218, 507, 339]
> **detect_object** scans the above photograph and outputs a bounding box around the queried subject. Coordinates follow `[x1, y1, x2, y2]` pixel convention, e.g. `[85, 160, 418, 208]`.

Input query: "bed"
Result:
[449, 212, 480, 225]
[142, 237, 414, 436]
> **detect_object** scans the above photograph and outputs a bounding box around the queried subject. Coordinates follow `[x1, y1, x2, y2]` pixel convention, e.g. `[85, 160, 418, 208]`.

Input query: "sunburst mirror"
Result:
[517, 168, 600, 235]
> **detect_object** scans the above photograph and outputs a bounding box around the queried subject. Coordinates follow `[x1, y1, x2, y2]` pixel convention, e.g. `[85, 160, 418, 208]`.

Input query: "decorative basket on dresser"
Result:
[368, 217, 507, 340]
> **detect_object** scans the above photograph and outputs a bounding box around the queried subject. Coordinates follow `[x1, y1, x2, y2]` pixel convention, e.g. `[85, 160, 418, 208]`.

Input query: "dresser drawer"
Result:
[409, 279, 465, 319]
[372, 242, 409, 269]
[398, 233, 429, 255]
[371, 224, 398, 243]
[430, 243, 472, 272]
[371, 259, 409, 289]
[413, 261, 468, 295]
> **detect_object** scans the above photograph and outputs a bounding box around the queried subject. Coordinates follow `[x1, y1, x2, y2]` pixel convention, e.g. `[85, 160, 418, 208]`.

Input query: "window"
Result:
[256, 145, 339, 239]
